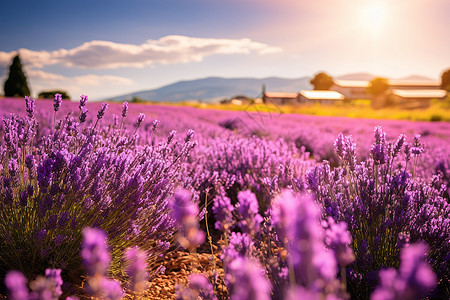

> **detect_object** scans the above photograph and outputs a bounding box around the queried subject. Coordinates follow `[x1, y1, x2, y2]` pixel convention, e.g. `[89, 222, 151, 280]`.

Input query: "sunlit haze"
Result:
[360, 1, 388, 35]
[0, 0, 449, 100]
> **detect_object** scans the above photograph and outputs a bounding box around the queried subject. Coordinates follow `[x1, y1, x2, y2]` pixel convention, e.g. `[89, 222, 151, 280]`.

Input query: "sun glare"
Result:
[360, 2, 388, 35]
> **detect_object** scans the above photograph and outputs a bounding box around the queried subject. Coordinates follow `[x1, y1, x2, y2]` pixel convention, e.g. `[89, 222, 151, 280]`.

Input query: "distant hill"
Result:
[107, 73, 437, 103]
[397, 74, 435, 81]
[335, 72, 376, 81]
[108, 76, 311, 103]
[336, 72, 435, 82]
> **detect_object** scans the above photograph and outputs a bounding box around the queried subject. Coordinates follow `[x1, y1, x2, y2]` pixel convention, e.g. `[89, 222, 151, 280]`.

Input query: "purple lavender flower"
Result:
[46, 214, 58, 230]
[5, 271, 29, 300]
[25, 96, 35, 118]
[273, 190, 338, 293]
[221, 232, 254, 264]
[168, 130, 177, 143]
[20, 191, 28, 207]
[136, 113, 145, 127]
[410, 134, 423, 155]
[236, 190, 263, 235]
[392, 134, 406, 158]
[169, 189, 205, 249]
[37, 158, 54, 190]
[79, 106, 88, 123]
[96, 102, 108, 120]
[25, 154, 35, 171]
[58, 211, 71, 228]
[100, 278, 124, 300]
[29, 270, 63, 300]
[187, 273, 217, 300]
[34, 229, 47, 246]
[44, 269, 63, 298]
[124, 246, 148, 292]
[79, 95, 88, 108]
[81, 227, 111, 276]
[121, 101, 128, 118]
[8, 158, 19, 179]
[324, 217, 355, 267]
[272, 190, 299, 241]
[53, 93, 62, 112]
[88, 277, 124, 300]
[152, 119, 160, 130]
[226, 257, 271, 300]
[212, 188, 234, 230]
[343, 135, 357, 171]
[371, 243, 436, 300]
[334, 133, 345, 158]
[185, 129, 195, 142]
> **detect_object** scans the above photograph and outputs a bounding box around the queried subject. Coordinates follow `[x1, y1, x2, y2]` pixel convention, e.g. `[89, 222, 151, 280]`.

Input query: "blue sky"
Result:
[1, 0, 449, 100]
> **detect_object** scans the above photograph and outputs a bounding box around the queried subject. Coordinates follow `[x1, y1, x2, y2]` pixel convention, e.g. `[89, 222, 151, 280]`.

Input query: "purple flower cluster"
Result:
[236, 190, 263, 235]
[307, 126, 449, 298]
[0, 97, 195, 293]
[81, 227, 111, 277]
[124, 246, 148, 292]
[169, 189, 205, 250]
[371, 243, 436, 300]
[272, 190, 340, 297]
[175, 273, 217, 300]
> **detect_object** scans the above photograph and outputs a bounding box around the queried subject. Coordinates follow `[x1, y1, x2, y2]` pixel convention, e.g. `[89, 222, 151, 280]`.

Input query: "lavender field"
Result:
[0, 96, 449, 300]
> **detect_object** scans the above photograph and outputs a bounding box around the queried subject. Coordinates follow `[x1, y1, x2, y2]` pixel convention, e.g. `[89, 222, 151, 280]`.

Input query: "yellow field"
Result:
[175, 97, 450, 122]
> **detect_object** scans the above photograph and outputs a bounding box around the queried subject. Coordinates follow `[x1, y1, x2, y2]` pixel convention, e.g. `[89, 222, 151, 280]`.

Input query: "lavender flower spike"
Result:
[5, 271, 29, 300]
[79, 95, 88, 108]
[371, 242, 436, 300]
[79, 106, 88, 123]
[81, 227, 111, 276]
[169, 189, 205, 250]
[227, 257, 271, 300]
[137, 113, 145, 127]
[25, 96, 35, 118]
[53, 93, 62, 112]
[45, 268, 63, 298]
[97, 102, 108, 120]
[212, 187, 234, 231]
[124, 246, 148, 292]
[236, 190, 263, 235]
[122, 101, 128, 118]
[324, 217, 355, 267]
[188, 273, 217, 300]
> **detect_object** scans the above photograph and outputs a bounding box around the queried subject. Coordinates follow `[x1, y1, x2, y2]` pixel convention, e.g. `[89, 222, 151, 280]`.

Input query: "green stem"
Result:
[204, 189, 217, 291]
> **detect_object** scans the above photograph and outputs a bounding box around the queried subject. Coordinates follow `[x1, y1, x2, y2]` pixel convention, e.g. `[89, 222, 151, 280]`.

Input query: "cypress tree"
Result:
[4, 54, 31, 97]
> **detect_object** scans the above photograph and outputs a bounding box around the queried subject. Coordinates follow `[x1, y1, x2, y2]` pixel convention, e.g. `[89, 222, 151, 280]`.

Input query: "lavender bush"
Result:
[0, 97, 194, 290]
[307, 126, 449, 298]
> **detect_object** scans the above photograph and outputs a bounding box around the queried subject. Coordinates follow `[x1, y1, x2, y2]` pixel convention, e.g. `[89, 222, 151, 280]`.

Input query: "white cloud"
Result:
[72, 74, 133, 86]
[26, 69, 134, 99]
[0, 35, 282, 70]
[26, 69, 66, 82]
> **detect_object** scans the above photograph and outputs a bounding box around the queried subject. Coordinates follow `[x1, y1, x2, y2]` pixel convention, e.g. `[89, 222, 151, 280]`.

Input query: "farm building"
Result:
[331, 80, 371, 99]
[299, 90, 345, 104]
[387, 89, 448, 109]
[388, 80, 440, 90]
[264, 92, 299, 105]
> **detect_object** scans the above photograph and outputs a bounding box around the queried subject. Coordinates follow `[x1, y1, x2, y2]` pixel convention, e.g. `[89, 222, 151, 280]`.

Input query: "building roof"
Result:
[230, 99, 243, 105]
[299, 90, 345, 100]
[264, 92, 298, 98]
[391, 89, 448, 99]
[389, 80, 440, 87]
[333, 80, 369, 88]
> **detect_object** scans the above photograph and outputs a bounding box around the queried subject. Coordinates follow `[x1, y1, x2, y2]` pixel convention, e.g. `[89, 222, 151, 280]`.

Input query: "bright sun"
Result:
[360, 2, 388, 35]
